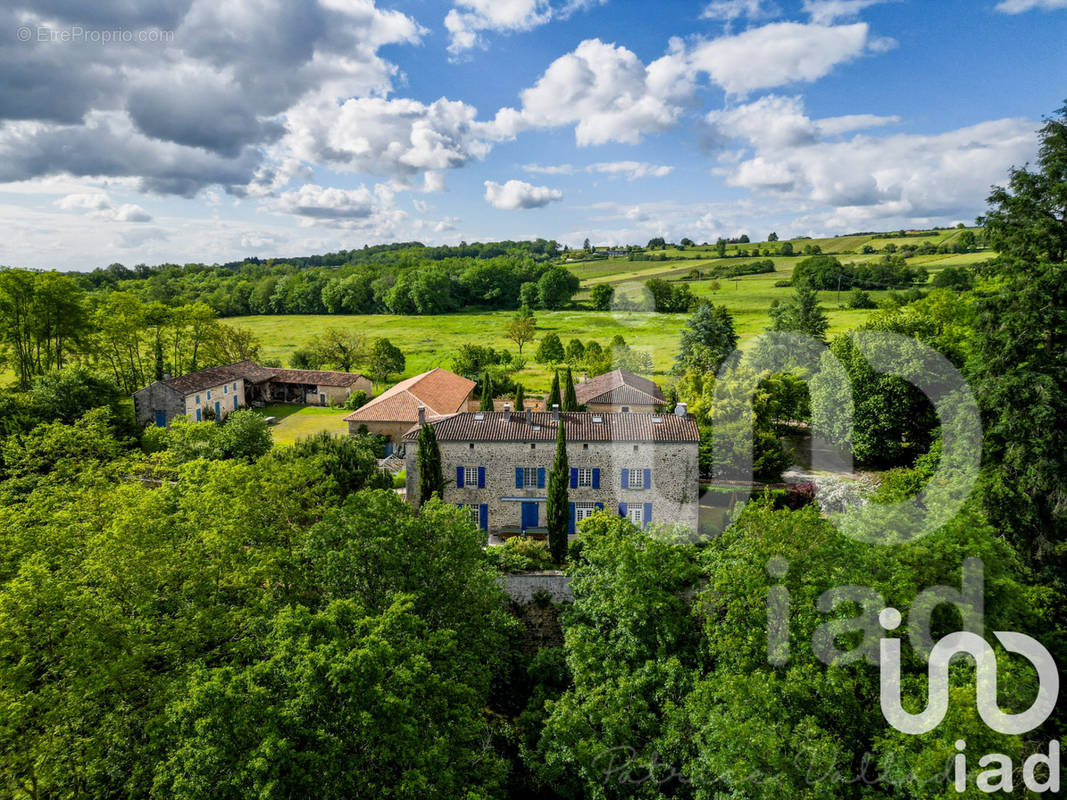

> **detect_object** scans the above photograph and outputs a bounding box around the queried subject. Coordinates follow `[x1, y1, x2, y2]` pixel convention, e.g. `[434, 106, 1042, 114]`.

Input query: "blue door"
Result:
[154, 411, 166, 428]
[215, 401, 220, 419]
[521, 502, 539, 529]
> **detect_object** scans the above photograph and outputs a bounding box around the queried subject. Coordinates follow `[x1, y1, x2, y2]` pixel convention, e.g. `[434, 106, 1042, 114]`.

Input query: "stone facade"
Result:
[405, 411, 700, 533]
[134, 376, 245, 426]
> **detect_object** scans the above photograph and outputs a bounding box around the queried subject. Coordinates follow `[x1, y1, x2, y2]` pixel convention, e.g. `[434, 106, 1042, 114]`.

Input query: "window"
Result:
[575, 502, 597, 523]
[522, 467, 538, 488]
[621, 406, 630, 412]
[207, 390, 212, 400]
[464, 466, 479, 486]
[232, 382, 237, 390]
[629, 468, 645, 489]
[628, 505, 644, 525]
[223, 384, 228, 394]
[195, 394, 200, 404]
[577, 467, 593, 487]
[466, 505, 480, 525]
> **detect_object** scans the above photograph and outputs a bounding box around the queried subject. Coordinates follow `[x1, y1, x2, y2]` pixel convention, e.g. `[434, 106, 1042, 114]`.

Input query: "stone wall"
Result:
[405, 435, 700, 530]
[133, 383, 185, 427]
[499, 571, 572, 653]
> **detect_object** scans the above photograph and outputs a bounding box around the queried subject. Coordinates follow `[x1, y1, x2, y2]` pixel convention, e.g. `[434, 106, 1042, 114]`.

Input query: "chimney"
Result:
[525, 408, 532, 424]
[551, 403, 559, 422]
[503, 403, 511, 414]
[162, 372, 171, 381]
[675, 402, 688, 417]
[417, 405, 426, 425]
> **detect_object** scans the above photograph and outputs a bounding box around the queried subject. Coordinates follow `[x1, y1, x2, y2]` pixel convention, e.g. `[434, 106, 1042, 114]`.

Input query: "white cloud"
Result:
[994, 0, 1067, 11]
[523, 161, 674, 179]
[484, 179, 563, 209]
[801, 0, 894, 24]
[55, 191, 152, 222]
[708, 94, 1038, 229]
[285, 96, 496, 186]
[687, 22, 875, 95]
[702, 0, 779, 23]
[495, 39, 692, 145]
[270, 183, 407, 235]
[445, 0, 606, 55]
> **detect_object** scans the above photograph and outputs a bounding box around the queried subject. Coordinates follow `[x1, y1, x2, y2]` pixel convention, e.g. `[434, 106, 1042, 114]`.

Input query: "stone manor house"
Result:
[403, 404, 700, 535]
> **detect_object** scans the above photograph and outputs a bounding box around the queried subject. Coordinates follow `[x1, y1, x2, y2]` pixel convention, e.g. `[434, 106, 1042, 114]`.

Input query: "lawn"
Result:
[261, 403, 349, 446]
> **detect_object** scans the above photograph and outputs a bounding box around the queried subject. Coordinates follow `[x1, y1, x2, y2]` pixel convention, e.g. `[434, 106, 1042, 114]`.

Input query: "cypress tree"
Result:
[514, 383, 525, 411]
[546, 421, 569, 564]
[562, 367, 578, 411]
[547, 371, 561, 409]
[416, 422, 443, 506]
[479, 372, 495, 412]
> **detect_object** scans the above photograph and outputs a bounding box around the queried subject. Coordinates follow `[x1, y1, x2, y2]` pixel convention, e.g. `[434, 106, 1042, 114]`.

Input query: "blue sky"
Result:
[1, 0, 1065, 269]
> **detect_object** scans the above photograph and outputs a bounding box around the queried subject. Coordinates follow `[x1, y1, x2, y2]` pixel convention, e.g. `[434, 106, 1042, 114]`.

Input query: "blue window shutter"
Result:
[644, 468, 651, 490]
[537, 468, 545, 489]
[570, 468, 578, 489]
[592, 468, 600, 489]
[569, 502, 576, 534]
[479, 504, 488, 531]
[234, 396, 238, 410]
[196, 408, 202, 422]
[595, 502, 604, 511]
[619, 502, 628, 517]
[515, 468, 522, 488]
[195, 395, 200, 404]
[477, 467, 485, 488]
[621, 468, 629, 489]
[456, 467, 465, 488]
[644, 503, 652, 526]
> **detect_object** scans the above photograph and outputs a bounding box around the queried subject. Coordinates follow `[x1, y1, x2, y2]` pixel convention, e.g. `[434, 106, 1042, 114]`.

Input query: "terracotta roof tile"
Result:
[160, 361, 260, 394]
[402, 410, 698, 443]
[575, 369, 664, 406]
[344, 368, 476, 423]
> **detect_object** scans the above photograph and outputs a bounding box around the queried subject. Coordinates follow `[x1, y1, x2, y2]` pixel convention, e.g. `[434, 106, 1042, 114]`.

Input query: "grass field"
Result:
[261, 403, 348, 445]
[228, 235, 991, 395]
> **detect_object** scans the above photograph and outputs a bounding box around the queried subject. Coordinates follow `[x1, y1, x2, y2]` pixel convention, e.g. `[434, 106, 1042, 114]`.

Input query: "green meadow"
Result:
[230, 231, 984, 393]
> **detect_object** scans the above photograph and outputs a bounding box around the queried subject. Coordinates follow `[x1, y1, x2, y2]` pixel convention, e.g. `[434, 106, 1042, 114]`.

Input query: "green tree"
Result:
[546, 422, 569, 564]
[367, 337, 405, 390]
[416, 422, 444, 505]
[308, 327, 365, 373]
[971, 103, 1067, 579]
[514, 382, 526, 411]
[479, 371, 494, 412]
[770, 281, 829, 342]
[546, 371, 561, 409]
[768, 231, 779, 242]
[215, 409, 273, 461]
[590, 283, 615, 311]
[536, 267, 579, 309]
[562, 367, 578, 412]
[535, 332, 565, 364]
[674, 302, 738, 374]
[564, 338, 585, 365]
[504, 309, 537, 355]
[979, 101, 1067, 264]
[284, 431, 391, 498]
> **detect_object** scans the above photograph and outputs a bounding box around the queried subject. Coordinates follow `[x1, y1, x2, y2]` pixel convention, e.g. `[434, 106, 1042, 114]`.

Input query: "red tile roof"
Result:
[344, 368, 476, 423]
[402, 410, 698, 443]
[575, 369, 665, 406]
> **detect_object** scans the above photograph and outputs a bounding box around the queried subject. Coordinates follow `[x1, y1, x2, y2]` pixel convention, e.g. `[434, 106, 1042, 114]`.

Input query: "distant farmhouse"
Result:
[575, 368, 665, 413]
[403, 404, 699, 536]
[343, 367, 477, 456]
[132, 360, 371, 427]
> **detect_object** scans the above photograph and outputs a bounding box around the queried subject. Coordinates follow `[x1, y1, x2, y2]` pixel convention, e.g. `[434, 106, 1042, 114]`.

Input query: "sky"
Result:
[1, 0, 1065, 270]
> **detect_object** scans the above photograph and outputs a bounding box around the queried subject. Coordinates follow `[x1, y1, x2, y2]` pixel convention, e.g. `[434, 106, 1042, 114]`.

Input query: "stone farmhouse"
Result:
[343, 367, 477, 456]
[132, 360, 371, 427]
[575, 368, 665, 413]
[403, 404, 700, 535]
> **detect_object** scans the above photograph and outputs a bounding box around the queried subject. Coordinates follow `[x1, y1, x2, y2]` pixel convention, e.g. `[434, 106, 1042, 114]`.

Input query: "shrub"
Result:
[485, 536, 555, 572]
[344, 390, 369, 410]
[784, 482, 816, 510]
